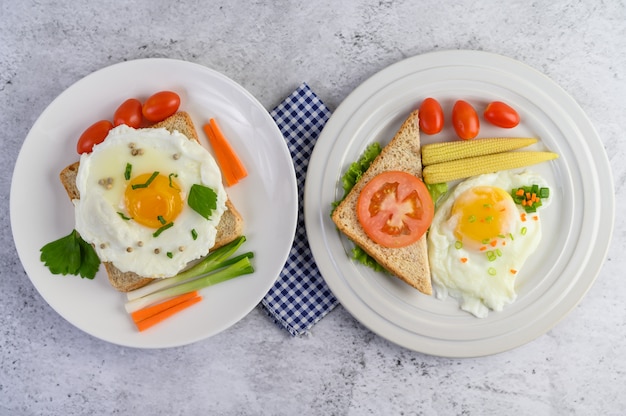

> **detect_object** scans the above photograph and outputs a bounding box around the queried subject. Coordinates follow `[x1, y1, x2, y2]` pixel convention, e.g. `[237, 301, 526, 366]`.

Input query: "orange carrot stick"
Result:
[131, 290, 199, 323]
[203, 123, 238, 186]
[134, 295, 203, 332]
[203, 118, 247, 186]
[210, 118, 248, 181]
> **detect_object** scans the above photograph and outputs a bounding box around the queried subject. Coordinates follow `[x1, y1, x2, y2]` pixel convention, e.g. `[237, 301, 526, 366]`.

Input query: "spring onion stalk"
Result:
[126, 236, 248, 301]
[125, 256, 254, 314]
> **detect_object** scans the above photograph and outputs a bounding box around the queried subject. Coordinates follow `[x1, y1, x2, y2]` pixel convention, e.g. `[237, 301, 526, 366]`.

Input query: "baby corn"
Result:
[421, 137, 538, 166]
[422, 151, 559, 184]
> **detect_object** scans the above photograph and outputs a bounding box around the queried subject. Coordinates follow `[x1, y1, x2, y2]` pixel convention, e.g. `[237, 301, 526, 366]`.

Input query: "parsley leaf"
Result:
[188, 184, 218, 220]
[40, 230, 100, 279]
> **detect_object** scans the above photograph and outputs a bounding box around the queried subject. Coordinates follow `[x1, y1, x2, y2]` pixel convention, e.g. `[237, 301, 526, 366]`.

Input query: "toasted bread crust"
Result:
[331, 110, 432, 295]
[60, 112, 244, 292]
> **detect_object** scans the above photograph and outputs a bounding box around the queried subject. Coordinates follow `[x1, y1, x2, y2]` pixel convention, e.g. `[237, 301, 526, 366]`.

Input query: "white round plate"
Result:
[304, 50, 614, 357]
[11, 58, 297, 348]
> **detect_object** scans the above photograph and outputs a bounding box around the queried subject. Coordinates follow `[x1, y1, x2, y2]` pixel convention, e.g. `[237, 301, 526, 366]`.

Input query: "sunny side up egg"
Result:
[428, 171, 550, 318]
[74, 125, 227, 278]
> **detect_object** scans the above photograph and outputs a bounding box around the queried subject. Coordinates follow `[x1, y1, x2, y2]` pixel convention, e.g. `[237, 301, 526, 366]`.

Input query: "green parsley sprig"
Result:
[188, 184, 218, 220]
[40, 230, 100, 279]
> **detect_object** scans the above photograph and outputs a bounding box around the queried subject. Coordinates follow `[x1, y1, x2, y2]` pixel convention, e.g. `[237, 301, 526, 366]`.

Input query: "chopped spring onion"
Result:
[132, 171, 159, 189]
[153, 222, 173, 237]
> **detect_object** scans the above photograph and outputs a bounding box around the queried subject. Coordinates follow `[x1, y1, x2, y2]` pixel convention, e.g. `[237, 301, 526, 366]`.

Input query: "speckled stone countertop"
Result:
[2, 1, 625, 415]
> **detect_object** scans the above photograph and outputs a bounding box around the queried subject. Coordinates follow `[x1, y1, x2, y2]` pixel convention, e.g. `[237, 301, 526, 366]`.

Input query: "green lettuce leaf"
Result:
[332, 142, 386, 272]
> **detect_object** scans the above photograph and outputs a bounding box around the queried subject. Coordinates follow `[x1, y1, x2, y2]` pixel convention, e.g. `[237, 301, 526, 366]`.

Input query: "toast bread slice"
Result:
[59, 112, 244, 292]
[331, 110, 432, 295]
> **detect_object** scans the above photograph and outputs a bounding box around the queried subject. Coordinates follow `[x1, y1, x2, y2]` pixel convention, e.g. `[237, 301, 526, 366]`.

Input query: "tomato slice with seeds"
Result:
[357, 171, 434, 248]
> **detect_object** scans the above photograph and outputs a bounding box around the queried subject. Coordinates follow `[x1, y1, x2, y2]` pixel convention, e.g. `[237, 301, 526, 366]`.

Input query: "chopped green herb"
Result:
[468, 215, 477, 223]
[153, 222, 174, 237]
[511, 184, 550, 213]
[124, 163, 132, 180]
[168, 173, 179, 189]
[132, 171, 159, 189]
[191, 229, 198, 240]
[157, 215, 166, 225]
[521, 226, 527, 235]
[166, 252, 173, 258]
[118, 212, 132, 221]
[39, 229, 100, 279]
[188, 184, 218, 220]
[454, 241, 463, 249]
[488, 267, 497, 276]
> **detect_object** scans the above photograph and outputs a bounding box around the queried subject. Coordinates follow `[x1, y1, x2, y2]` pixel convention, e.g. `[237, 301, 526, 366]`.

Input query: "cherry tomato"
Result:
[452, 100, 480, 140]
[357, 171, 434, 248]
[77, 120, 113, 154]
[114, 98, 143, 128]
[484, 101, 520, 128]
[142, 91, 181, 122]
[418, 97, 444, 135]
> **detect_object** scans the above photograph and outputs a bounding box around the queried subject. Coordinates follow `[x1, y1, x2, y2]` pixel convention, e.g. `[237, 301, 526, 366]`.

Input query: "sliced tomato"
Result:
[357, 171, 434, 248]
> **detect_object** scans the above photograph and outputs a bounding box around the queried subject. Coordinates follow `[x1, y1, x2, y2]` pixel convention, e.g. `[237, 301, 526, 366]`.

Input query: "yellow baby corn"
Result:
[422, 151, 559, 184]
[421, 137, 538, 166]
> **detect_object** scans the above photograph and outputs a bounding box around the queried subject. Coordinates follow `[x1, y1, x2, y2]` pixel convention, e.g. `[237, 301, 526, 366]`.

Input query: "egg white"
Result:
[74, 125, 227, 278]
[428, 171, 550, 318]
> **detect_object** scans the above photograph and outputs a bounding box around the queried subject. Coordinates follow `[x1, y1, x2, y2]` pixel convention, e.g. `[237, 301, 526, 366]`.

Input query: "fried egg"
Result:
[428, 171, 550, 318]
[74, 125, 227, 278]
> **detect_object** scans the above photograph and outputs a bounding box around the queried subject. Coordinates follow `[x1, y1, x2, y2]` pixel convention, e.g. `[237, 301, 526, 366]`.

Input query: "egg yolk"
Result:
[124, 172, 183, 229]
[451, 186, 515, 248]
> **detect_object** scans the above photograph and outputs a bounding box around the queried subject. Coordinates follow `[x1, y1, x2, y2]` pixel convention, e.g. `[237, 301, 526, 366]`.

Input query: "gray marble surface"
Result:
[2, 1, 625, 415]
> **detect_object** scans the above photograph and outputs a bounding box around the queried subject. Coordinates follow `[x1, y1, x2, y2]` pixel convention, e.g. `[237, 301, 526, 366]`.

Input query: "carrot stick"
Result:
[134, 295, 203, 332]
[203, 123, 238, 186]
[130, 290, 199, 323]
[209, 118, 248, 182]
[203, 118, 248, 186]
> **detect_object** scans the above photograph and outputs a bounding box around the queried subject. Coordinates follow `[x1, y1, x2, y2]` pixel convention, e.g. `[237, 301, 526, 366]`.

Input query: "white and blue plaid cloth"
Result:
[261, 83, 338, 336]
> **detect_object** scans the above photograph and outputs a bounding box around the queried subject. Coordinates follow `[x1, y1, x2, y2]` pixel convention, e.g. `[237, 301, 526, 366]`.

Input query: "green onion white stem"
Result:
[126, 236, 248, 301]
[125, 256, 254, 314]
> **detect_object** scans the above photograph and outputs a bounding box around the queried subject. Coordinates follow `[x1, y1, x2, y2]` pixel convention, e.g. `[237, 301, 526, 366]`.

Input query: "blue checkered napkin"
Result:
[261, 83, 338, 336]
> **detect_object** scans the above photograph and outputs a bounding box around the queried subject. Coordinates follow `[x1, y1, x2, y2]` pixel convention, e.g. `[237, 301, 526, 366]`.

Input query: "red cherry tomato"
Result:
[114, 98, 143, 128]
[452, 100, 480, 140]
[418, 97, 444, 135]
[77, 120, 113, 154]
[357, 171, 434, 248]
[484, 101, 520, 128]
[142, 91, 181, 122]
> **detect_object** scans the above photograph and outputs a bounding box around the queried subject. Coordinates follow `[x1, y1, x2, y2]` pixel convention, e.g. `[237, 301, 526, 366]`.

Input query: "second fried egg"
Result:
[428, 171, 549, 318]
